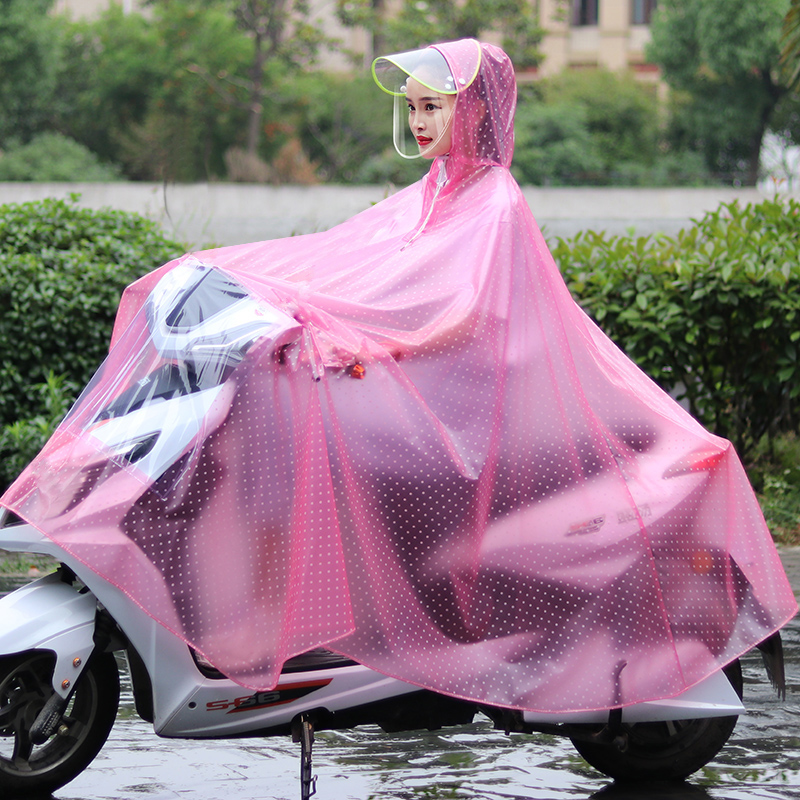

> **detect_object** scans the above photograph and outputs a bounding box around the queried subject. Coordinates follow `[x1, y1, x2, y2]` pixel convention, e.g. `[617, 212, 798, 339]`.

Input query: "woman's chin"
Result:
[419, 146, 448, 160]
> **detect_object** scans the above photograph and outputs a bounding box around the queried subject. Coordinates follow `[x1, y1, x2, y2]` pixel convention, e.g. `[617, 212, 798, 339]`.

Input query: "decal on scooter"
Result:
[206, 679, 332, 713]
[616, 503, 652, 524]
[566, 515, 605, 536]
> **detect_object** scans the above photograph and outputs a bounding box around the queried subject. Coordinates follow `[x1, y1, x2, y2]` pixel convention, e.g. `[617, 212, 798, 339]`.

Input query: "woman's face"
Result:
[405, 77, 457, 159]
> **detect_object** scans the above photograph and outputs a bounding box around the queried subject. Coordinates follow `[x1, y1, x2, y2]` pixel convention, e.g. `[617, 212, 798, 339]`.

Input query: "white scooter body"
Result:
[0, 517, 743, 739]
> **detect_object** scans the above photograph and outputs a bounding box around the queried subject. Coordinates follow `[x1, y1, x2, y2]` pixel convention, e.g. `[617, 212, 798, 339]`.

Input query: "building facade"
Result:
[54, 0, 660, 79]
[537, 0, 659, 79]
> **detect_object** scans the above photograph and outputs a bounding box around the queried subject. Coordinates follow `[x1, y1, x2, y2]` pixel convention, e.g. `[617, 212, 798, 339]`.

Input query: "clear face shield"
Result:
[372, 47, 458, 160]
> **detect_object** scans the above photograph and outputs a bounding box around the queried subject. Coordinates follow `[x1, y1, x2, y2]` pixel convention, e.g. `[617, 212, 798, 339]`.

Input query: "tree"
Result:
[538, 70, 660, 173]
[290, 71, 393, 182]
[509, 73, 681, 187]
[61, 2, 252, 181]
[55, 6, 166, 171]
[55, 1, 332, 181]
[336, 0, 544, 69]
[512, 102, 604, 185]
[232, 1, 330, 157]
[123, 0, 257, 180]
[647, 0, 793, 185]
[0, 0, 61, 147]
[782, 0, 800, 90]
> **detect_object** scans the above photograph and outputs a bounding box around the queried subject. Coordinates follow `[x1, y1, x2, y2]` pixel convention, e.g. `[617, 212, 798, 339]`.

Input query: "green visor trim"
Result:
[372, 48, 458, 97]
[431, 40, 482, 97]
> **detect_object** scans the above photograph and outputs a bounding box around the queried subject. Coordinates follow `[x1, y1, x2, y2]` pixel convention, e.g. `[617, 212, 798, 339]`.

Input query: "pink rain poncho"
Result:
[2, 40, 796, 712]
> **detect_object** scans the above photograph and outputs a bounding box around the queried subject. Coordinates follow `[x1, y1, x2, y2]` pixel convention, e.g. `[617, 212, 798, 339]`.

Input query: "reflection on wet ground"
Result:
[1, 570, 798, 800]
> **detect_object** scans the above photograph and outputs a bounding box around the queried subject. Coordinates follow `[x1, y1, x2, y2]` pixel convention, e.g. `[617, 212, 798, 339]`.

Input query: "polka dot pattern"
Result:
[2, 40, 796, 712]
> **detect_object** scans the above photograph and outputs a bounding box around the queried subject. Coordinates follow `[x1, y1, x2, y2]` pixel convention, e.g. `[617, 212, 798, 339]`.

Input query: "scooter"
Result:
[0, 261, 785, 798]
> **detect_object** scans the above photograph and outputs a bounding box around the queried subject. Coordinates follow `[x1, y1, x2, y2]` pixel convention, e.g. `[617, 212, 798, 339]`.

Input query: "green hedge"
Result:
[0, 133, 122, 182]
[0, 195, 184, 432]
[553, 197, 800, 462]
[0, 372, 76, 490]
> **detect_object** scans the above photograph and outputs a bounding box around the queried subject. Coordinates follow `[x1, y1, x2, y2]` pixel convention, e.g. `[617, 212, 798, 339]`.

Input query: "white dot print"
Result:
[2, 38, 795, 718]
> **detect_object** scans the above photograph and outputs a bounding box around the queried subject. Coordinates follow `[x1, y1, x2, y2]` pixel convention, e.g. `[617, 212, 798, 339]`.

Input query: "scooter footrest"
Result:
[282, 648, 357, 673]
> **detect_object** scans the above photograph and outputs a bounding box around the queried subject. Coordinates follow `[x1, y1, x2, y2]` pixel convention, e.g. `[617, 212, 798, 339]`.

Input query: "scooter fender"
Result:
[0, 571, 97, 698]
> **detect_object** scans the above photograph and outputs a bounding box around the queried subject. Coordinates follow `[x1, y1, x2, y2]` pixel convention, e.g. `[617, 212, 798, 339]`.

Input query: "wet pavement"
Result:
[1, 549, 799, 800]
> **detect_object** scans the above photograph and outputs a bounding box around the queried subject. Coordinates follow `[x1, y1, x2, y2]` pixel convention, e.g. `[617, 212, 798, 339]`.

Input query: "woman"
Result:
[3, 40, 795, 712]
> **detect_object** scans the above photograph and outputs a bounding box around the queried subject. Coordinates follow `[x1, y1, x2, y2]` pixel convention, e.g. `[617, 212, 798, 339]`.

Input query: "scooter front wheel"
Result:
[570, 660, 743, 782]
[0, 649, 120, 795]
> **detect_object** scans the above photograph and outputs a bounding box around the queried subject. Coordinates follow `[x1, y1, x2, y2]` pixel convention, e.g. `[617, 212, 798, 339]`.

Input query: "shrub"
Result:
[553, 197, 800, 461]
[512, 70, 680, 186]
[0, 196, 185, 431]
[0, 372, 77, 491]
[746, 431, 800, 545]
[609, 150, 716, 187]
[538, 70, 660, 172]
[512, 102, 605, 186]
[354, 149, 429, 186]
[0, 133, 121, 182]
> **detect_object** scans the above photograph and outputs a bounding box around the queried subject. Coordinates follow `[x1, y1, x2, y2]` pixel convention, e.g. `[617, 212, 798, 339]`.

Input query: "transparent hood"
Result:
[373, 46, 459, 160]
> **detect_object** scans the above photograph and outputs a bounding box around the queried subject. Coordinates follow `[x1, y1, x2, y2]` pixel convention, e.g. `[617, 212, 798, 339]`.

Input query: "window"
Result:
[572, 0, 599, 26]
[631, 0, 658, 25]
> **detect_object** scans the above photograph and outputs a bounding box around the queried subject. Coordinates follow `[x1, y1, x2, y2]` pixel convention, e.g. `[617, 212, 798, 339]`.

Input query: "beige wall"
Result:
[537, 0, 658, 80]
[54, 0, 138, 16]
[54, 1, 660, 79]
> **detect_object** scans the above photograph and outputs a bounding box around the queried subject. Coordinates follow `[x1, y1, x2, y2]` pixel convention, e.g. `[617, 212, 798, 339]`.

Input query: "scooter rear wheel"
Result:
[570, 660, 743, 782]
[0, 649, 120, 795]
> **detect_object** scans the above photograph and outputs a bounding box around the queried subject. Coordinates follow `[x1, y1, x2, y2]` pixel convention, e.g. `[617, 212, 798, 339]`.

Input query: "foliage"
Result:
[0, 133, 121, 182]
[750, 431, 800, 545]
[647, 0, 793, 185]
[54, 3, 162, 168]
[336, 0, 543, 69]
[512, 102, 604, 185]
[12, 0, 728, 188]
[0, 550, 58, 576]
[290, 71, 393, 183]
[54, 0, 327, 182]
[552, 197, 800, 461]
[783, 0, 800, 90]
[0, 0, 62, 148]
[511, 73, 710, 186]
[538, 70, 660, 172]
[354, 148, 429, 185]
[0, 373, 77, 491]
[609, 150, 715, 187]
[56, 2, 254, 181]
[229, 0, 333, 156]
[0, 196, 184, 430]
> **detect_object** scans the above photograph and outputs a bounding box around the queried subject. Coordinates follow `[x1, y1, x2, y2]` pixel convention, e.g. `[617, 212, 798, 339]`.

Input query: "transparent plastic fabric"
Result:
[373, 46, 461, 95]
[374, 44, 464, 159]
[3, 40, 796, 711]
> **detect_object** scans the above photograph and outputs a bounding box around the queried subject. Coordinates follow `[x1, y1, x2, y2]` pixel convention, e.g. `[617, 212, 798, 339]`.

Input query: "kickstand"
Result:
[291, 714, 317, 800]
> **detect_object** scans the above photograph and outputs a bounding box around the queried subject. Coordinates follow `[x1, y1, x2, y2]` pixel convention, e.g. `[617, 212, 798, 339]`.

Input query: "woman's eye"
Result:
[425, 103, 437, 111]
